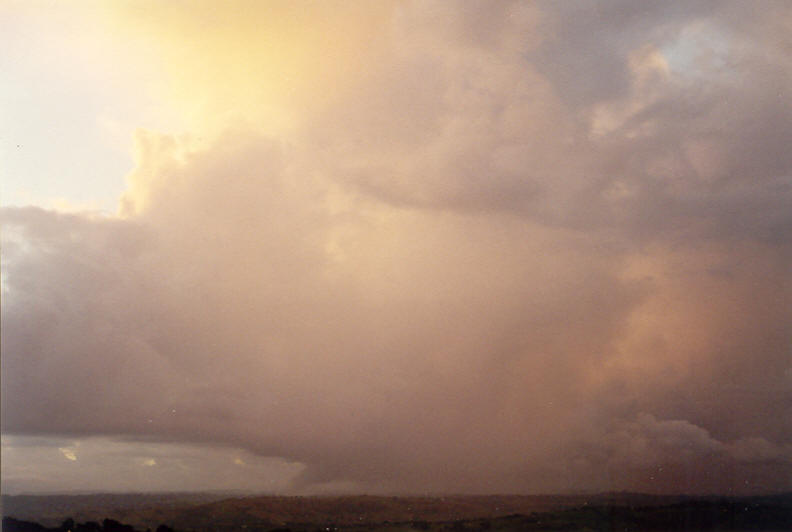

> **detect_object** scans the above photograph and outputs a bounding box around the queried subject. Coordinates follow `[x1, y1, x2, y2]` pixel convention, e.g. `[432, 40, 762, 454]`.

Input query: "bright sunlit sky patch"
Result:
[2, 435, 305, 494]
[1, 1, 390, 213]
[1, 2, 183, 212]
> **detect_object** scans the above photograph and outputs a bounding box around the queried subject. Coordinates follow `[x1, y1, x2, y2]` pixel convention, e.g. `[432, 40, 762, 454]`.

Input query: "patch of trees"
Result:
[1, 517, 175, 532]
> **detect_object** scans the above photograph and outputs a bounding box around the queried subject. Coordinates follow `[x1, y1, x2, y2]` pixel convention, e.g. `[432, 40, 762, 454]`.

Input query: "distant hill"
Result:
[1, 493, 647, 529]
[1, 493, 233, 529]
[3, 493, 791, 531]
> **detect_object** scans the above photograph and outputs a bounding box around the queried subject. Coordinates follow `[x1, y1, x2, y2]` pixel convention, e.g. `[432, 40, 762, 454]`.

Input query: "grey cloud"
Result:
[531, 0, 729, 105]
[726, 438, 792, 464]
[566, 414, 792, 494]
[306, 1, 792, 247]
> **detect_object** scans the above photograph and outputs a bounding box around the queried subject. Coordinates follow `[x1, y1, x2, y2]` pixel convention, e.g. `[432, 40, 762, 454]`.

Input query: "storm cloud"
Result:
[2, 0, 791, 494]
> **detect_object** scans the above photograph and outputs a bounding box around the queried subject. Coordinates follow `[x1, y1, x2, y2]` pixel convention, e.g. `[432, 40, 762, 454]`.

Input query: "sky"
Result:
[1, 0, 791, 495]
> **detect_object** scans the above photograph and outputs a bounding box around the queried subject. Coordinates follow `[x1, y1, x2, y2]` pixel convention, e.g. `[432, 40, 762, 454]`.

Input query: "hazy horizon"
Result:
[2, 1, 791, 496]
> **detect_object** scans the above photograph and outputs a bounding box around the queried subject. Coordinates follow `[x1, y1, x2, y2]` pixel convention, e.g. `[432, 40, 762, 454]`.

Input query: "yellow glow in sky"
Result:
[106, 1, 393, 135]
[1, 1, 393, 212]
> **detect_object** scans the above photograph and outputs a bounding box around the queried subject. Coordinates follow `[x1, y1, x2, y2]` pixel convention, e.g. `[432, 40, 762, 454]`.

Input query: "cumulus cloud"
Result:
[1, 132, 644, 492]
[2, 0, 791, 494]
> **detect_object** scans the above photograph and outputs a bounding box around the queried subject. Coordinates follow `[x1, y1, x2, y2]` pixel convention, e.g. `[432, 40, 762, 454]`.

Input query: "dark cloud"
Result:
[532, 0, 719, 105]
[307, 1, 792, 244]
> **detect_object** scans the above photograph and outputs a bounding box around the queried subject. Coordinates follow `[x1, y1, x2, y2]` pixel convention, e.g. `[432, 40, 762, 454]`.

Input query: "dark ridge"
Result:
[3, 493, 791, 531]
